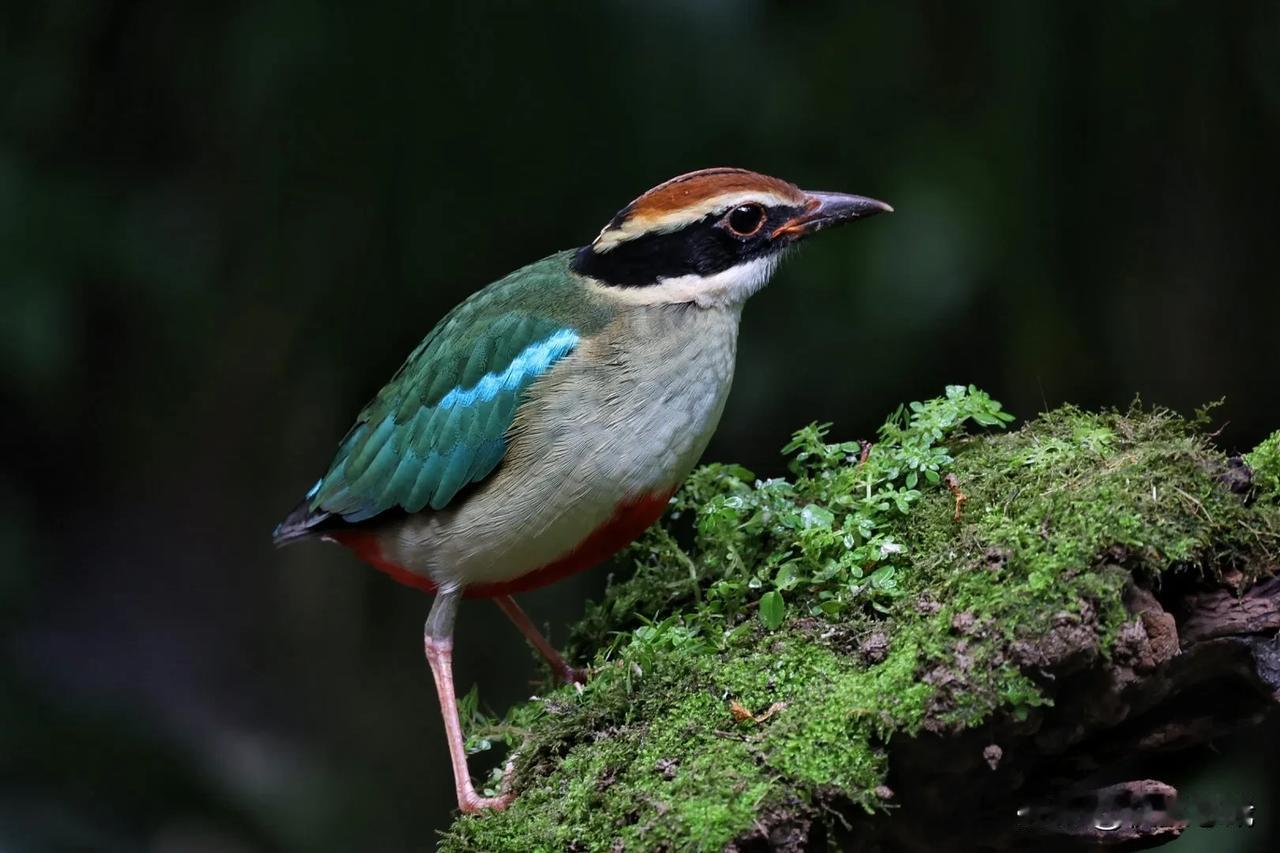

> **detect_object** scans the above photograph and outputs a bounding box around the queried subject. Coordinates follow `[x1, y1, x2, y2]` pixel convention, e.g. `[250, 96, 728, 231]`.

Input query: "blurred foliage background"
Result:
[2, 1, 1278, 850]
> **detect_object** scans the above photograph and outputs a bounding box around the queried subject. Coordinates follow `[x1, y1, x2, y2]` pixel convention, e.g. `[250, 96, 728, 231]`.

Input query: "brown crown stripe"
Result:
[591, 168, 808, 253]
[617, 168, 804, 224]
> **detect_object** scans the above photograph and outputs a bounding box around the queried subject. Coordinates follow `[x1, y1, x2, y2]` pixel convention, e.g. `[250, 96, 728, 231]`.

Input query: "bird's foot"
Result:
[457, 761, 516, 814]
[458, 790, 516, 813]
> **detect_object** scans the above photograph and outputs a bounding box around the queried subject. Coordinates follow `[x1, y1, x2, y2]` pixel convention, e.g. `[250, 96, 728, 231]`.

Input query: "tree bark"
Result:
[838, 569, 1279, 852]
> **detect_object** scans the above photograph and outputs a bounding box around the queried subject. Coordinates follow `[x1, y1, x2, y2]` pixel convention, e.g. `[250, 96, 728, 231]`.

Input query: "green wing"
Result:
[296, 252, 603, 528]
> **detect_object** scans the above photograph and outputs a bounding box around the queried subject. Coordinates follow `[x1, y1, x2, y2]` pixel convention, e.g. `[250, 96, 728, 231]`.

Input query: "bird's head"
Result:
[571, 168, 891, 307]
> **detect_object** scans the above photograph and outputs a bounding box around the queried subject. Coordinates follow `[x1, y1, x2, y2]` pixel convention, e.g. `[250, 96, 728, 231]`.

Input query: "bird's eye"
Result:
[725, 203, 766, 237]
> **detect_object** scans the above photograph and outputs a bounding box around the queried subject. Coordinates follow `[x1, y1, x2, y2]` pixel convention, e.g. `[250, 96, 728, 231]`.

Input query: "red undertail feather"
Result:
[329, 489, 676, 599]
[327, 529, 439, 593]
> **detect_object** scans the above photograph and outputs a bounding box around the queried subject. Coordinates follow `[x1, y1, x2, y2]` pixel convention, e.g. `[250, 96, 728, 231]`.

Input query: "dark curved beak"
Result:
[773, 191, 893, 240]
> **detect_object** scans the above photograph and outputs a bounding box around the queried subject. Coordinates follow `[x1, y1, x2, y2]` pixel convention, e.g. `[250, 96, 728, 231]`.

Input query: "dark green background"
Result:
[3, 1, 1278, 850]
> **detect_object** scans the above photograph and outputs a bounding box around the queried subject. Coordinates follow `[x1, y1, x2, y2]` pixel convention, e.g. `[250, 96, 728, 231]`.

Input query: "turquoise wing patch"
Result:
[311, 317, 579, 522]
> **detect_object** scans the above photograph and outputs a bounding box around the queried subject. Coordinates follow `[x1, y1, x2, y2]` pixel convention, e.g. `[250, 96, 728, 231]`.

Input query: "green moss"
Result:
[441, 391, 1280, 852]
[1249, 429, 1280, 503]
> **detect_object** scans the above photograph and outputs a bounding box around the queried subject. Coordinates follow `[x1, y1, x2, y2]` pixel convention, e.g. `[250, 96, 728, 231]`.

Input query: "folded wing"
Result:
[273, 308, 581, 543]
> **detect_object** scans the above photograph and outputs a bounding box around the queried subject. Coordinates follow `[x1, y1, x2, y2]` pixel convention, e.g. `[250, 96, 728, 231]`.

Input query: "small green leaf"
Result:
[869, 565, 897, 589]
[465, 735, 493, 755]
[759, 590, 785, 630]
[775, 563, 799, 591]
[801, 504, 835, 529]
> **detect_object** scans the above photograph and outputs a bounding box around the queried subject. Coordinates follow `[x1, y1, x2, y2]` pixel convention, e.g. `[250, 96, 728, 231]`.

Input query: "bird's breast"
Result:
[384, 303, 742, 591]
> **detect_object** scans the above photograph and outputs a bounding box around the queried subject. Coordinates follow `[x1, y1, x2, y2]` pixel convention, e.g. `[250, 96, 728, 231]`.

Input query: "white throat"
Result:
[592, 254, 783, 309]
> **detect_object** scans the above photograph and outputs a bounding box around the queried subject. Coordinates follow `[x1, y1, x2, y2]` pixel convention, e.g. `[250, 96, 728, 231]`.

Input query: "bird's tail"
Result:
[271, 497, 332, 547]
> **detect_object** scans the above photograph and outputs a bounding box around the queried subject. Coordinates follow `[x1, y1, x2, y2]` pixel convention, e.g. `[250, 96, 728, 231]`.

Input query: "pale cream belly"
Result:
[379, 303, 741, 593]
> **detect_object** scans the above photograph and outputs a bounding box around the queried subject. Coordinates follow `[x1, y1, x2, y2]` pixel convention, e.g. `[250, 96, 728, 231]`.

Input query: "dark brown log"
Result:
[831, 567, 1279, 852]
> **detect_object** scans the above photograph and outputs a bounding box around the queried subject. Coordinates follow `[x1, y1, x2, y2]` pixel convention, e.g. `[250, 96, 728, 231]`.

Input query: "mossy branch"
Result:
[444, 390, 1280, 852]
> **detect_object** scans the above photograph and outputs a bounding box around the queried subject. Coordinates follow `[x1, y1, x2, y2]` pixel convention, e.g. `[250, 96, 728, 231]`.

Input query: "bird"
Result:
[273, 168, 891, 813]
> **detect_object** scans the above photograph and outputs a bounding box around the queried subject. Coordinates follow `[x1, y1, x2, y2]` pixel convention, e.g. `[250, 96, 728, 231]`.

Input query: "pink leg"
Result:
[494, 594, 586, 685]
[424, 591, 513, 813]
